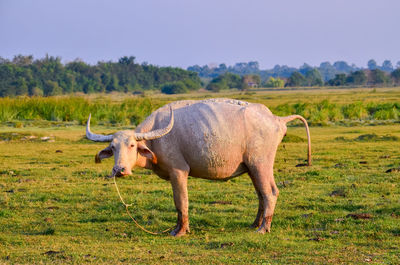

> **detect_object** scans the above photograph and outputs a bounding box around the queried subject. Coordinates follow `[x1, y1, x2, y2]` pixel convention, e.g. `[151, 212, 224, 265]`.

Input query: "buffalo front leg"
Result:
[169, 169, 190, 237]
[248, 164, 279, 234]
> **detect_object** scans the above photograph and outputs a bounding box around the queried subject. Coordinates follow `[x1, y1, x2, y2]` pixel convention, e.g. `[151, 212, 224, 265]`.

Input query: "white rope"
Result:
[113, 176, 173, 235]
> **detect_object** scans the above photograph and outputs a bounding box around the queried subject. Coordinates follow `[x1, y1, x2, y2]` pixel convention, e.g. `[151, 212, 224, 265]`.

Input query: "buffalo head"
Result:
[86, 108, 174, 177]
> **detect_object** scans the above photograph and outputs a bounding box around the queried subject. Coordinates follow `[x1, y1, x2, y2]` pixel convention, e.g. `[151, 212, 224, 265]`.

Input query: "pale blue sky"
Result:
[1, 0, 399, 68]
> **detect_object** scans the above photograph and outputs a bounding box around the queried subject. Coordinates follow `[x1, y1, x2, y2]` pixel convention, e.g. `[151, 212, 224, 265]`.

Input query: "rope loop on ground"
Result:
[113, 176, 173, 235]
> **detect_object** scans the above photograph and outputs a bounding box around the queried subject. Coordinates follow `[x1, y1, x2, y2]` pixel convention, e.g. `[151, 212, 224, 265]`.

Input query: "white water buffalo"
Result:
[86, 98, 311, 236]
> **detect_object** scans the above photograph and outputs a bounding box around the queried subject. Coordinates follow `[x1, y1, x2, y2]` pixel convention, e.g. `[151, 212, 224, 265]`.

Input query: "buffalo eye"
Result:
[130, 144, 135, 148]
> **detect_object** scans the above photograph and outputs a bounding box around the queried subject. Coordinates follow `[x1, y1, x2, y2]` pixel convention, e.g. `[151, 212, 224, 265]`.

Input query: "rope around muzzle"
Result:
[112, 175, 173, 235]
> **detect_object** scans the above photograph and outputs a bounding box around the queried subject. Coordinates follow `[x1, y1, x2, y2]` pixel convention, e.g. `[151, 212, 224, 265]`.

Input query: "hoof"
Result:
[170, 229, 186, 237]
[250, 219, 263, 228]
[255, 216, 272, 234]
[250, 223, 259, 229]
[256, 226, 270, 234]
[170, 225, 189, 237]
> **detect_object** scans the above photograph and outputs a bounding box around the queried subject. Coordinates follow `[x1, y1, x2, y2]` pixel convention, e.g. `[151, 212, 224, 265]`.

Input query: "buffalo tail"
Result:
[279, 115, 312, 166]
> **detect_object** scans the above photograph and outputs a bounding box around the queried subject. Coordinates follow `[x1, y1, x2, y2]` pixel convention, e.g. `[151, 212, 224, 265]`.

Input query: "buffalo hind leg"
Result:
[249, 174, 264, 228]
[248, 164, 279, 233]
[169, 168, 190, 237]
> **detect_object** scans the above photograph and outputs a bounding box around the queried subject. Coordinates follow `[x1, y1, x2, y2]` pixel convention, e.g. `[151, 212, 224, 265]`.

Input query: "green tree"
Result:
[12, 54, 33, 66]
[118, 56, 135, 65]
[328, 74, 347, 86]
[318, 62, 336, 81]
[206, 73, 241, 92]
[0, 64, 17, 96]
[182, 78, 201, 91]
[286, 72, 306, 87]
[346, 71, 366, 85]
[264, 77, 284, 88]
[223, 73, 242, 89]
[370, 69, 389, 86]
[44, 80, 62, 96]
[381, 60, 393, 72]
[14, 77, 29, 95]
[106, 75, 120, 92]
[206, 79, 228, 92]
[391, 68, 400, 85]
[305, 69, 323, 86]
[368, 59, 377, 70]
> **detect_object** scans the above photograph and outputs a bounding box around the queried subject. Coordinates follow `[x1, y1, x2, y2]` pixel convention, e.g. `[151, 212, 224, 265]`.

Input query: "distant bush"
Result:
[160, 78, 202, 94]
[342, 102, 368, 120]
[264, 77, 284, 88]
[161, 82, 188, 94]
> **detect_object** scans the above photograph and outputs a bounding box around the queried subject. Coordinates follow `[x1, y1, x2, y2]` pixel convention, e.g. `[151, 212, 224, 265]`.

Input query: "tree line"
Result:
[1, 55, 400, 97]
[196, 59, 400, 91]
[0, 55, 201, 97]
[188, 59, 400, 82]
[205, 68, 400, 90]
[287, 68, 400, 87]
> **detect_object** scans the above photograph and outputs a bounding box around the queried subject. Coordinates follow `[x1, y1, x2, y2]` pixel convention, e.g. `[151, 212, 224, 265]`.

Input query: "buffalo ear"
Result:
[137, 142, 157, 164]
[95, 146, 113, 163]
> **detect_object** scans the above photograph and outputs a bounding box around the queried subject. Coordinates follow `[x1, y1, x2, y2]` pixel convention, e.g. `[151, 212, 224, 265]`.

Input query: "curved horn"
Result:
[135, 107, 174, 141]
[86, 114, 114, 142]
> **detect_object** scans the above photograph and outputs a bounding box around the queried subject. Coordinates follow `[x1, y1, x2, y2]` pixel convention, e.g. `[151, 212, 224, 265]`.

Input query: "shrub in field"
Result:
[316, 100, 343, 122]
[0, 99, 19, 122]
[342, 102, 368, 120]
[308, 100, 340, 124]
[282, 134, 306, 143]
[161, 82, 189, 94]
[367, 102, 400, 120]
[264, 77, 284, 88]
[293, 102, 308, 116]
[373, 109, 398, 120]
[327, 106, 344, 121]
[273, 103, 295, 116]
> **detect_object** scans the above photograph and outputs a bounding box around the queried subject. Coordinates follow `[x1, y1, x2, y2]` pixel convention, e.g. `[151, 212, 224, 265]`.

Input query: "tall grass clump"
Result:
[273, 103, 295, 116]
[0, 98, 19, 122]
[0, 96, 164, 125]
[273, 100, 345, 124]
[273, 100, 399, 124]
[366, 102, 400, 120]
[297, 100, 342, 125]
[341, 102, 368, 120]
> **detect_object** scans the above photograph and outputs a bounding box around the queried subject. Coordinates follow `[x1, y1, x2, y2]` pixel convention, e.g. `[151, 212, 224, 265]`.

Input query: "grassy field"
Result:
[1, 88, 400, 264]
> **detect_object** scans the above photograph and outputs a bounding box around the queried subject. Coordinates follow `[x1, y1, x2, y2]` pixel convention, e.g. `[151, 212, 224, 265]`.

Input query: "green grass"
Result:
[1, 89, 400, 264]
